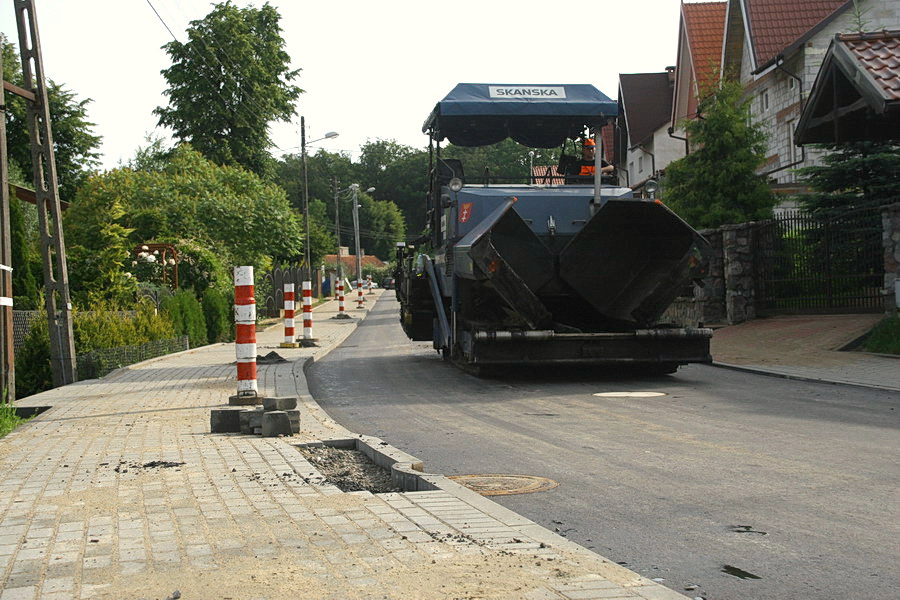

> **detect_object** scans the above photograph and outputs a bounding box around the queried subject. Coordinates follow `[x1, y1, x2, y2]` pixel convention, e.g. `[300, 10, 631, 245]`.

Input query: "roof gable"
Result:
[619, 72, 675, 147]
[745, 0, 850, 71]
[683, 1, 727, 89]
[796, 30, 900, 143]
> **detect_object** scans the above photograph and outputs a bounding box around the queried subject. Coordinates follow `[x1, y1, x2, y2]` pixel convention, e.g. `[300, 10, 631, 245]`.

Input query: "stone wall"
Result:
[666, 205, 900, 326]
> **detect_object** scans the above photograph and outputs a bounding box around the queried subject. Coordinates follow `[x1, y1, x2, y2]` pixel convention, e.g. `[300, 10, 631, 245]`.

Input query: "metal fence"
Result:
[258, 267, 305, 318]
[754, 207, 884, 314]
[76, 335, 189, 380]
[12, 310, 139, 352]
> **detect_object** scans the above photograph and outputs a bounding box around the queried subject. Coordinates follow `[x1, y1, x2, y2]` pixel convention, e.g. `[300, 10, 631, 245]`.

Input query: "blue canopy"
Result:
[424, 83, 618, 148]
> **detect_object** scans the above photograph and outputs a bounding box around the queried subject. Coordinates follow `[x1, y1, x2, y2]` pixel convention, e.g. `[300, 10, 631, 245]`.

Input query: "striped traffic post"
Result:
[279, 283, 299, 348]
[300, 280, 317, 346]
[230, 266, 259, 405]
[333, 279, 351, 319]
[367, 275, 374, 295]
[356, 279, 365, 308]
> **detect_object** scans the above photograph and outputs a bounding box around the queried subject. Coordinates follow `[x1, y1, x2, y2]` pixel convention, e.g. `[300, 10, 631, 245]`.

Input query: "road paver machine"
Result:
[395, 83, 712, 373]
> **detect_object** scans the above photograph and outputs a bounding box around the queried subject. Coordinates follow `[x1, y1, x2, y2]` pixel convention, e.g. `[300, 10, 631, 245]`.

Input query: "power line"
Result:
[145, 0, 293, 152]
[145, 0, 179, 40]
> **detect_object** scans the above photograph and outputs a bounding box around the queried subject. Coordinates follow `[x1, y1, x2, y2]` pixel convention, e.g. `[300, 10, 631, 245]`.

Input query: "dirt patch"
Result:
[296, 445, 401, 493]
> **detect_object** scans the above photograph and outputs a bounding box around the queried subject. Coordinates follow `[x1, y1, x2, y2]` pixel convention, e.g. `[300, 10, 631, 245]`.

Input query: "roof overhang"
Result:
[423, 83, 618, 148]
[796, 33, 900, 144]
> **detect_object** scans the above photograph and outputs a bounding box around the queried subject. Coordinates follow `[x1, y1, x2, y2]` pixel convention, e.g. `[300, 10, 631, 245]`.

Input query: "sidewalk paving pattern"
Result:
[711, 313, 900, 392]
[2, 293, 688, 600]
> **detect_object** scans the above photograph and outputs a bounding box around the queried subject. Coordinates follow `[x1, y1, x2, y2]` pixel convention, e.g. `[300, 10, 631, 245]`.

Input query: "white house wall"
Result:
[625, 126, 687, 187]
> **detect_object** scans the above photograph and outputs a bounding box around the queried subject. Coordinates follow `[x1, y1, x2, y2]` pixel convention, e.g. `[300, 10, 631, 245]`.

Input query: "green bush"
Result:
[202, 287, 233, 343]
[865, 317, 900, 355]
[15, 303, 180, 398]
[132, 299, 177, 341]
[161, 290, 208, 348]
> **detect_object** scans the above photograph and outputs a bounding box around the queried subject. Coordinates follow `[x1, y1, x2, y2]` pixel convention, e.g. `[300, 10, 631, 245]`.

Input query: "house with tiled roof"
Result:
[796, 29, 900, 144]
[323, 248, 386, 275]
[719, 0, 900, 192]
[672, 1, 727, 129]
[616, 68, 683, 192]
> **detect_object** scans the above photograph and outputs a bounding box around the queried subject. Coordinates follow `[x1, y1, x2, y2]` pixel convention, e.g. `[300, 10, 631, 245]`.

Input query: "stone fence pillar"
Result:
[722, 222, 757, 324]
[883, 203, 900, 316]
[697, 228, 725, 325]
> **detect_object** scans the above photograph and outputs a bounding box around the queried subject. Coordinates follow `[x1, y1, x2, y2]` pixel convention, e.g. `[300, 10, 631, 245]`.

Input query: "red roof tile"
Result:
[683, 1, 727, 89]
[746, 0, 848, 68]
[324, 255, 387, 271]
[839, 30, 900, 101]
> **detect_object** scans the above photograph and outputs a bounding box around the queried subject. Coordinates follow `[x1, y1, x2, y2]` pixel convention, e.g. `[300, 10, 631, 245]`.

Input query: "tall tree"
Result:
[663, 80, 775, 229]
[355, 140, 428, 231]
[2, 39, 102, 202]
[66, 145, 306, 304]
[154, 2, 302, 179]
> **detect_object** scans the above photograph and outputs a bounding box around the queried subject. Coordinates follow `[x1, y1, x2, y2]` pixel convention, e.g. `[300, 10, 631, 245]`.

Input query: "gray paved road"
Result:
[308, 293, 900, 600]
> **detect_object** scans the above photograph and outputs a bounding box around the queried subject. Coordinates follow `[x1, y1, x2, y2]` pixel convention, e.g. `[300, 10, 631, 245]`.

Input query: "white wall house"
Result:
[722, 0, 900, 190]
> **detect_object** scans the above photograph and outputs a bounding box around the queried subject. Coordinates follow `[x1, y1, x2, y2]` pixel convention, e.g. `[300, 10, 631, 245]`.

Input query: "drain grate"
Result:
[448, 474, 559, 496]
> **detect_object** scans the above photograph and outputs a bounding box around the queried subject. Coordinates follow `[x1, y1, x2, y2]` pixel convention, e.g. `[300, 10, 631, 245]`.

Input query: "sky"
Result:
[0, 0, 685, 170]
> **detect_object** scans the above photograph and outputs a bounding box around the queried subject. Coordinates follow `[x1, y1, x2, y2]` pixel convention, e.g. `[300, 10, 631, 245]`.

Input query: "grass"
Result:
[0, 401, 25, 438]
[864, 316, 900, 355]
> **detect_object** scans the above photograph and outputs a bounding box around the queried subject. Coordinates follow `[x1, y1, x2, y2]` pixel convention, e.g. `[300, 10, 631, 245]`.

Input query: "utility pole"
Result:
[350, 184, 362, 287]
[333, 176, 342, 282]
[11, 0, 77, 387]
[0, 51, 14, 401]
[300, 115, 311, 281]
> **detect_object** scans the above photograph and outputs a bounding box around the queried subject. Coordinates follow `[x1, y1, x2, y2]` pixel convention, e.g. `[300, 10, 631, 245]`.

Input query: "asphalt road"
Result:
[308, 292, 900, 600]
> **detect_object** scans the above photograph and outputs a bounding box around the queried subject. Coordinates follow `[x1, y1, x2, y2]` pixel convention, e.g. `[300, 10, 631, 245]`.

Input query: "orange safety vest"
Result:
[579, 164, 595, 176]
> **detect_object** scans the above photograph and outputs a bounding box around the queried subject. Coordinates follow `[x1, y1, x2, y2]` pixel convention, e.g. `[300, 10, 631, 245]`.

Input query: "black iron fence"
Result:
[258, 266, 305, 318]
[754, 207, 884, 314]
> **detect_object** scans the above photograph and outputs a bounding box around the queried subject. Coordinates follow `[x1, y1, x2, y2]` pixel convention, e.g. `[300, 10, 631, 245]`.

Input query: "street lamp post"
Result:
[299, 116, 337, 345]
[300, 116, 338, 280]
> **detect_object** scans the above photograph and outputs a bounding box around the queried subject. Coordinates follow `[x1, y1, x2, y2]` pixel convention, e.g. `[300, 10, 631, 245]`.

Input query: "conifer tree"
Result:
[663, 80, 775, 228]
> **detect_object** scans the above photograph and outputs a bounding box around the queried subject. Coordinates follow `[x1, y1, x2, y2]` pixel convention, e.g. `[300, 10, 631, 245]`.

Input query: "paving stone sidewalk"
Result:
[2, 292, 686, 600]
[711, 313, 900, 392]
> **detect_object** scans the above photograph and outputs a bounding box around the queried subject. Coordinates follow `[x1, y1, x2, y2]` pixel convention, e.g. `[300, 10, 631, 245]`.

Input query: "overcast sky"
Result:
[1, 0, 685, 170]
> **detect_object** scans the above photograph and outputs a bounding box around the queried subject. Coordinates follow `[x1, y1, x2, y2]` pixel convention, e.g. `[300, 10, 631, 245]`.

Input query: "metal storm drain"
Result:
[448, 474, 559, 496]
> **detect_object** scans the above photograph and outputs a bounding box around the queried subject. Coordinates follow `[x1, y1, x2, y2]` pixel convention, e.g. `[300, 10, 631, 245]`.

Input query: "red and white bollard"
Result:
[334, 279, 351, 319]
[279, 283, 298, 348]
[301, 280, 315, 345]
[367, 275, 374, 295]
[231, 266, 258, 404]
[356, 279, 364, 308]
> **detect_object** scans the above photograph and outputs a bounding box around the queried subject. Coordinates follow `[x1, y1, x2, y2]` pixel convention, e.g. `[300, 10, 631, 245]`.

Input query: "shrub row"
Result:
[16, 289, 234, 398]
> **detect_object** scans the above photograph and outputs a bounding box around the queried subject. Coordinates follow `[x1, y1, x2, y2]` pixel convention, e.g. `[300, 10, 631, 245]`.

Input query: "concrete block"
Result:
[263, 396, 298, 411]
[228, 394, 263, 406]
[239, 409, 263, 434]
[210, 409, 244, 433]
[261, 411, 293, 437]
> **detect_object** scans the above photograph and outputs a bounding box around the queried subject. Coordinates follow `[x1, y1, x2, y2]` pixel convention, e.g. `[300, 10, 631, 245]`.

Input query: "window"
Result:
[638, 155, 643, 173]
[760, 88, 770, 112]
